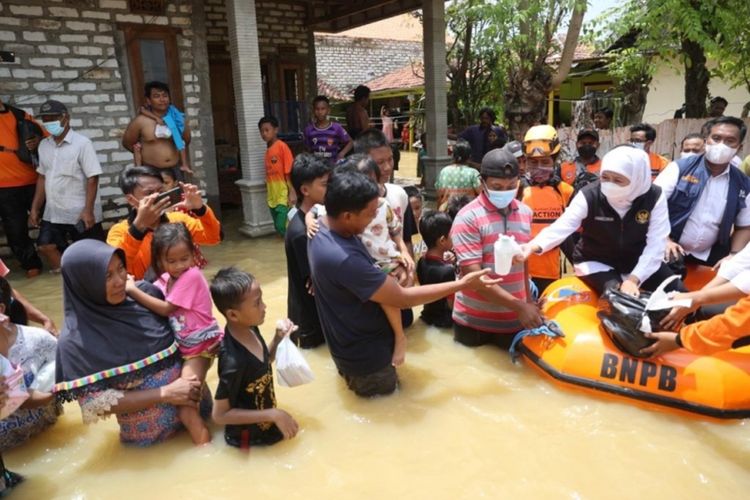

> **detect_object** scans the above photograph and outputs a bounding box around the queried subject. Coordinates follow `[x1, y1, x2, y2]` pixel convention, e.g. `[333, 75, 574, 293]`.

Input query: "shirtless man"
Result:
[122, 81, 191, 173]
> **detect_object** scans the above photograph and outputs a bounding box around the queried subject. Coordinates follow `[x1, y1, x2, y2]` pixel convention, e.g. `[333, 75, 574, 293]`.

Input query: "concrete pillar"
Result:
[191, 0, 220, 215]
[421, 0, 451, 200]
[226, 0, 275, 236]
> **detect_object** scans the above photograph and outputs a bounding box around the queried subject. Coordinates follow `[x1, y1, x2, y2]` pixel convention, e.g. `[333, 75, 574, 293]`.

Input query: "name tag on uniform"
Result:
[594, 216, 614, 222]
[680, 175, 700, 184]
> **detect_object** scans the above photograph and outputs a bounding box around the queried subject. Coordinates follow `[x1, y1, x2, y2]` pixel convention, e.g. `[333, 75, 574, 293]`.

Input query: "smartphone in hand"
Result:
[74, 219, 87, 235]
[155, 186, 183, 207]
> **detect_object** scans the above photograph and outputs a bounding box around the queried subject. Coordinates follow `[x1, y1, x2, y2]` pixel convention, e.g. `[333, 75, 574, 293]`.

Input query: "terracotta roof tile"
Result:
[364, 63, 424, 93]
[317, 77, 349, 101]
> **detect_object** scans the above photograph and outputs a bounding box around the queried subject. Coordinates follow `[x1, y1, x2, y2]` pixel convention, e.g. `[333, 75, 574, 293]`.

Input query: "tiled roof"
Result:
[364, 63, 424, 93]
[546, 38, 600, 64]
[315, 34, 423, 100]
[317, 77, 349, 101]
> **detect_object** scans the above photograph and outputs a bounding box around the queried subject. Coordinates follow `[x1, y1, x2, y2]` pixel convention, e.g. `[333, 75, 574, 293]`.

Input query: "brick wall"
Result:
[315, 34, 423, 96]
[205, 0, 309, 56]
[0, 0, 212, 255]
[204, 0, 313, 103]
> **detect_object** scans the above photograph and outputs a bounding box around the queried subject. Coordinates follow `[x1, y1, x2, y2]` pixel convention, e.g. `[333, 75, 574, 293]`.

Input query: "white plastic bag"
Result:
[0, 355, 29, 420]
[29, 362, 56, 393]
[640, 275, 694, 333]
[275, 335, 314, 387]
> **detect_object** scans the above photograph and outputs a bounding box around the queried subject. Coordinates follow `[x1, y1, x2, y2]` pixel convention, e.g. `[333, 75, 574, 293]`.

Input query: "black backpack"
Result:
[7, 104, 42, 166]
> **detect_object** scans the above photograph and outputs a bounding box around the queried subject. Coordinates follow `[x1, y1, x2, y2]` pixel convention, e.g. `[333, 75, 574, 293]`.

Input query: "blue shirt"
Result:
[308, 224, 392, 376]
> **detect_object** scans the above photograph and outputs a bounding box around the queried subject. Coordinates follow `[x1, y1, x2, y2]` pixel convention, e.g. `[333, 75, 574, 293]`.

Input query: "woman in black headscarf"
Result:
[54, 240, 202, 446]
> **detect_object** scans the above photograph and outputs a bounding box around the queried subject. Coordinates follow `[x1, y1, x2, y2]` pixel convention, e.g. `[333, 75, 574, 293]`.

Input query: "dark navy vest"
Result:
[573, 181, 661, 274]
[667, 154, 750, 261]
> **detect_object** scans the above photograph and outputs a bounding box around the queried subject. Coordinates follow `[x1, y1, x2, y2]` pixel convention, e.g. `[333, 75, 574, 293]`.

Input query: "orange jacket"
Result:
[680, 295, 750, 355]
[648, 152, 669, 180]
[522, 182, 574, 279]
[560, 158, 601, 186]
[107, 207, 221, 279]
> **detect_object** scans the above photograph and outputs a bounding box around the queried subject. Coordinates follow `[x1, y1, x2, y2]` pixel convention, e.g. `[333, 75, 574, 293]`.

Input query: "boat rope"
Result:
[509, 321, 564, 363]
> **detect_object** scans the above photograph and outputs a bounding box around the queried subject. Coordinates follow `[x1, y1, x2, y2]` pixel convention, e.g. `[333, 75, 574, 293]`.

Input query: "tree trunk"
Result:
[620, 78, 651, 125]
[504, 66, 552, 141]
[682, 37, 709, 118]
[551, 0, 587, 89]
[504, 1, 587, 139]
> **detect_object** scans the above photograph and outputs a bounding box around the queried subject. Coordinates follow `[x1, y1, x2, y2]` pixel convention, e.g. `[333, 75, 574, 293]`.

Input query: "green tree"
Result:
[442, 0, 586, 136]
[500, 0, 587, 138]
[593, 0, 750, 120]
[444, 0, 503, 130]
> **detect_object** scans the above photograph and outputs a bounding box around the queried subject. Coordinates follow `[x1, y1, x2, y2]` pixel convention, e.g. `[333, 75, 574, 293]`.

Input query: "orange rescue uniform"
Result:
[522, 182, 574, 279]
[107, 207, 221, 279]
[0, 107, 42, 187]
[559, 158, 602, 187]
[648, 152, 669, 180]
[679, 295, 750, 355]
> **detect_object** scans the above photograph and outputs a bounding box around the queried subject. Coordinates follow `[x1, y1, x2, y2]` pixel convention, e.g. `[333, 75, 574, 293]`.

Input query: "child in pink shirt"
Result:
[125, 223, 222, 445]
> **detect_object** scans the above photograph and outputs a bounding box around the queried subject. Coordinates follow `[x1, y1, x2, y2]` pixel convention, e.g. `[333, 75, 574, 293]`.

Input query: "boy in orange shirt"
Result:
[258, 116, 295, 236]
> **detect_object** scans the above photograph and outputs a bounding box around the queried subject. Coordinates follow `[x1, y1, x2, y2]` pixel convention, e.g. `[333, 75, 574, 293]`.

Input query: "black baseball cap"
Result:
[577, 128, 599, 141]
[502, 140, 524, 159]
[481, 148, 519, 179]
[38, 100, 68, 117]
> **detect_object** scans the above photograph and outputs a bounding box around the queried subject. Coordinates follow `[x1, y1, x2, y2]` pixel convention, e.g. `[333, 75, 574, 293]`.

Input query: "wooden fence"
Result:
[557, 118, 750, 163]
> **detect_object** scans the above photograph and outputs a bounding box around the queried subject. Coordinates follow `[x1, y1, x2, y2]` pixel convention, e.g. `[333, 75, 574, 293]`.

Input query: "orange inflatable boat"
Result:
[516, 276, 750, 419]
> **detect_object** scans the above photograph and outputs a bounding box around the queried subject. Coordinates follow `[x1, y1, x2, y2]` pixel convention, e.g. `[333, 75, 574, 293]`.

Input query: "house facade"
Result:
[0, 0, 449, 246]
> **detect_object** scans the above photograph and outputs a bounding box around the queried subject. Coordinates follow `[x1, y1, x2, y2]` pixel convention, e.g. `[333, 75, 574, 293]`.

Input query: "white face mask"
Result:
[630, 142, 646, 151]
[600, 181, 630, 201]
[680, 151, 698, 159]
[704, 142, 738, 165]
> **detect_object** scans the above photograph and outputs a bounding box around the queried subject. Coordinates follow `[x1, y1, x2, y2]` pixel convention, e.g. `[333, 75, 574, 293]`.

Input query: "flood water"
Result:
[4, 220, 750, 499]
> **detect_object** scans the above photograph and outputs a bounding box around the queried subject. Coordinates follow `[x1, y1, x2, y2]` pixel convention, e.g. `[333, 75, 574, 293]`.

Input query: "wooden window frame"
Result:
[119, 23, 184, 110]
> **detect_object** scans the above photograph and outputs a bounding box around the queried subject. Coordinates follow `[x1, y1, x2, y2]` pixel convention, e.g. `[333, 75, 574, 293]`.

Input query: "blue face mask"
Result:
[43, 120, 65, 137]
[485, 187, 517, 209]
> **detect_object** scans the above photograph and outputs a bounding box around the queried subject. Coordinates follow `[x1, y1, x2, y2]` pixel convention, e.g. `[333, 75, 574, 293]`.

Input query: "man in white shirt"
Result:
[29, 100, 104, 272]
[654, 116, 750, 271]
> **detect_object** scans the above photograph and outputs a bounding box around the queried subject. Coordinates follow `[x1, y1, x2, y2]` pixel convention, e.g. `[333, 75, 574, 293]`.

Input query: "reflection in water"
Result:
[4, 226, 750, 499]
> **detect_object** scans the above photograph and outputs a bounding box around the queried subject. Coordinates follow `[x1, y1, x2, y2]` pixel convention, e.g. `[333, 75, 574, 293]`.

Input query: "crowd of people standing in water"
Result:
[2, 80, 750, 495]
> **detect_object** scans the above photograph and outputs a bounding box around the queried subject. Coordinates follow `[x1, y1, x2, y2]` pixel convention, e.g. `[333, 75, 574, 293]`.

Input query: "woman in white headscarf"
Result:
[517, 145, 683, 296]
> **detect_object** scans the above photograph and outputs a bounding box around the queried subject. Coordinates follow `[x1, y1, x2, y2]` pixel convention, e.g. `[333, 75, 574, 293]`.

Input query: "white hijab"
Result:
[599, 146, 652, 217]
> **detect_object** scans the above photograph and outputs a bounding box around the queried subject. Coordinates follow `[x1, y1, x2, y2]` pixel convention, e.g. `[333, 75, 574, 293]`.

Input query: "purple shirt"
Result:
[303, 121, 350, 163]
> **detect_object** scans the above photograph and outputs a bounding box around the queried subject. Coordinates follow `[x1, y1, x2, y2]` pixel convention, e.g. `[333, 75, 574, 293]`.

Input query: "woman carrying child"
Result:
[125, 223, 222, 445]
[55, 240, 205, 447]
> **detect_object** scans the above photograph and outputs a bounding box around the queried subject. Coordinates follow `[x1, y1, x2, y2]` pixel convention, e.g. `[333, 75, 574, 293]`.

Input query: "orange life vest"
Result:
[648, 152, 669, 179]
[522, 182, 574, 279]
[560, 158, 601, 187]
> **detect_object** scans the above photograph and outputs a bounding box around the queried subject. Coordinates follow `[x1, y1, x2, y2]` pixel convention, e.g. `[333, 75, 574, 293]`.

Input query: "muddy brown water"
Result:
[4, 232, 749, 499]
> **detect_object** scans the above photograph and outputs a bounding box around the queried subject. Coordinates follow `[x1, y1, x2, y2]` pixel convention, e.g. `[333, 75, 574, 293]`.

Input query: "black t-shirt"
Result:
[215, 326, 283, 447]
[284, 209, 322, 340]
[308, 224, 393, 376]
[416, 255, 455, 327]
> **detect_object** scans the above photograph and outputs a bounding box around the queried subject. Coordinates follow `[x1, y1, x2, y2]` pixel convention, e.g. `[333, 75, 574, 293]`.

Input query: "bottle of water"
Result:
[494, 234, 522, 275]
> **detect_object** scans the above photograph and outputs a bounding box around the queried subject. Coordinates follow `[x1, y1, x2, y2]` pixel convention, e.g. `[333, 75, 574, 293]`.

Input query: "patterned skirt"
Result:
[80, 359, 213, 447]
[0, 402, 61, 452]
